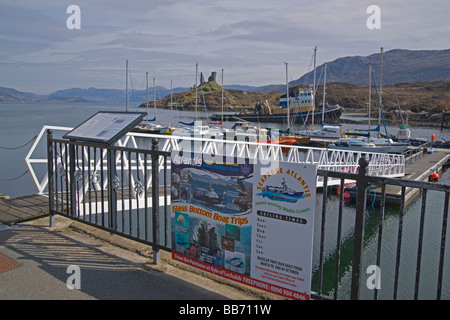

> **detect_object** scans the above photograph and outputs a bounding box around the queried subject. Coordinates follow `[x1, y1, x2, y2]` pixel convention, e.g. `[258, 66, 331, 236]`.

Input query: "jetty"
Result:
[365, 147, 450, 207]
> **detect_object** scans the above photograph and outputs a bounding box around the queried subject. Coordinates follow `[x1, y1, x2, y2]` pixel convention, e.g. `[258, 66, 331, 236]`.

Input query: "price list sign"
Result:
[251, 162, 316, 299]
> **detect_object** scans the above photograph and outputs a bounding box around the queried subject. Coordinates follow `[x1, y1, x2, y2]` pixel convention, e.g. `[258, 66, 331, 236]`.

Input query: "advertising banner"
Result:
[170, 151, 316, 300]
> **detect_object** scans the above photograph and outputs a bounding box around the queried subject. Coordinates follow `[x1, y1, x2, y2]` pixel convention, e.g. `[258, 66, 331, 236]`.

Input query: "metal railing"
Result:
[28, 125, 406, 194]
[46, 130, 172, 262]
[46, 129, 449, 300]
[315, 159, 450, 300]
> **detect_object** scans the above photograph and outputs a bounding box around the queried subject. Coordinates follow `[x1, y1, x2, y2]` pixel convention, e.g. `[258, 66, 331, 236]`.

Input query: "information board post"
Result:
[62, 111, 145, 228]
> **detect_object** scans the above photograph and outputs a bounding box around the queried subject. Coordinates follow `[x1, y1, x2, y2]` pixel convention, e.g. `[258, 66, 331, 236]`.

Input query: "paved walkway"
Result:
[0, 216, 272, 300]
[0, 194, 48, 226]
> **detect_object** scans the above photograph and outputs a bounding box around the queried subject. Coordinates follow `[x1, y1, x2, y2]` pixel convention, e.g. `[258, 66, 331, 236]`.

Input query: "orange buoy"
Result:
[344, 191, 352, 205]
[431, 134, 436, 142]
[429, 172, 439, 181]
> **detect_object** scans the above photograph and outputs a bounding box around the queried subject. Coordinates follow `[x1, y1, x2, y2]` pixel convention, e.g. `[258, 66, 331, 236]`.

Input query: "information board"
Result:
[63, 111, 146, 145]
[170, 151, 316, 300]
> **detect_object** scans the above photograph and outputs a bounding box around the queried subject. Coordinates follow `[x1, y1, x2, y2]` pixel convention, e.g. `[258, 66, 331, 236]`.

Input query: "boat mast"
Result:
[126, 60, 128, 112]
[312, 46, 317, 130]
[153, 77, 156, 119]
[221, 68, 224, 127]
[170, 80, 174, 125]
[285, 62, 290, 130]
[322, 62, 327, 124]
[195, 63, 198, 121]
[368, 63, 372, 142]
[146, 71, 149, 127]
[379, 47, 383, 136]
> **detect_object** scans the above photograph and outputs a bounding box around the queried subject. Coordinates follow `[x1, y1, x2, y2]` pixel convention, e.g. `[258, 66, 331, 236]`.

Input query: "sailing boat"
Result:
[330, 55, 409, 154]
[275, 62, 311, 147]
[379, 52, 427, 146]
[294, 61, 343, 143]
[133, 73, 161, 133]
[254, 62, 310, 150]
[132, 73, 175, 135]
[172, 64, 223, 138]
[363, 50, 409, 153]
[121, 60, 159, 133]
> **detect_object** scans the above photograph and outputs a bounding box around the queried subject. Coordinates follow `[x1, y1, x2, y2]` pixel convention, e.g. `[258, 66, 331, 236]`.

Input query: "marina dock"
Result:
[368, 147, 450, 207]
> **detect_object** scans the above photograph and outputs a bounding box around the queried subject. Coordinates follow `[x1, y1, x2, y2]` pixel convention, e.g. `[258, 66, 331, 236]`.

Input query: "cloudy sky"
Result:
[1, 0, 449, 94]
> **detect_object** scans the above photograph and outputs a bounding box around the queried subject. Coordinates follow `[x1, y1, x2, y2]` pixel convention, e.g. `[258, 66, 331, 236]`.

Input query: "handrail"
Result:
[25, 125, 405, 194]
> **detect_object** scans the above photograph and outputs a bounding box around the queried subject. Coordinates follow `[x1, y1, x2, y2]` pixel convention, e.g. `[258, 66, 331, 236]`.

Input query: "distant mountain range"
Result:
[293, 48, 450, 87]
[1, 48, 449, 103]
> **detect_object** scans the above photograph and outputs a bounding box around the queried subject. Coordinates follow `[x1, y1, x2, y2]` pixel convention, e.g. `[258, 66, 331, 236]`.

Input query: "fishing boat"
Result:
[211, 48, 344, 125]
[210, 89, 344, 124]
[295, 62, 344, 143]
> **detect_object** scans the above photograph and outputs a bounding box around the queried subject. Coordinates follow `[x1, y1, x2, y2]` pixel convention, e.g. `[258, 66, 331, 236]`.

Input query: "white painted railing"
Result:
[25, 125, 405, 194]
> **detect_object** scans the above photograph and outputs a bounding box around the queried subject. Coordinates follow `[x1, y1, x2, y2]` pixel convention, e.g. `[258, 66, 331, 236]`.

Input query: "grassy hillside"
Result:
[143, 80, 450, 120]
[317, 81, 450, 113]
[142, 81, 281, 111]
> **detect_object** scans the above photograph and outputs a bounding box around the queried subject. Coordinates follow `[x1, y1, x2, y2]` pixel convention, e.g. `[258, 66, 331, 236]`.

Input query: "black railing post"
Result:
[151, 138, 161, 264]
[107, 148, 117, 232]
[68, 143, 77, 217]
[47, 129, 55, 227]
[350, 157, 370, 300]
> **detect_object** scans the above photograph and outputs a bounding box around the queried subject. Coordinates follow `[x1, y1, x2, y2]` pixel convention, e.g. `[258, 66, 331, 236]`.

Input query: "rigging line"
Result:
[371, 69, 389, 137]
[0, 135, 37, 150]
[0, 170, 29, 181]
[383, 55, 405, 125]
[325, 66, 345, 108]
[304, 52, 315, 85]
[128, 67, 139, 111]
[199, 80, 209, 123]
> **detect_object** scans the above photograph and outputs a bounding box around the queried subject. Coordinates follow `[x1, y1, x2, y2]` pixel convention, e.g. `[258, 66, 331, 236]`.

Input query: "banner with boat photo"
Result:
[170, 151, 317, 299]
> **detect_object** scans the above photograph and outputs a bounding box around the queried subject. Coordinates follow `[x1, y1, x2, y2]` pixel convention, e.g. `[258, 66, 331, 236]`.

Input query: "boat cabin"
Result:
[277, 87, 315, 114]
